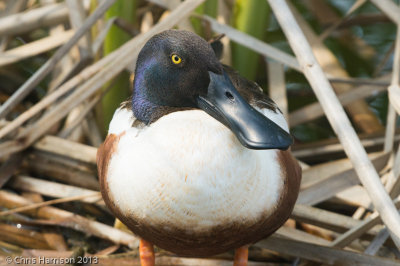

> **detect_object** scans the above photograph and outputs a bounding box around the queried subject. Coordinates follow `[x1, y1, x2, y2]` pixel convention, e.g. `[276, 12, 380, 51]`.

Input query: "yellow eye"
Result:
[171, 54, 182, 64]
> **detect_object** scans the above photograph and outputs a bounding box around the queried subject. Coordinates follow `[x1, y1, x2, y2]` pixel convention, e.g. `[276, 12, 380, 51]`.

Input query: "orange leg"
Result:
[234, 246, 248, 266]
[139, 239, 155, 266]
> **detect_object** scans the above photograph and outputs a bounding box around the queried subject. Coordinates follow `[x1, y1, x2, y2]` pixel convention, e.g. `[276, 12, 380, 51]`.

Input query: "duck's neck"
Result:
[131, 89, 156, 124]
[130, 70, 159, 124]
[132, 84, 193, 125]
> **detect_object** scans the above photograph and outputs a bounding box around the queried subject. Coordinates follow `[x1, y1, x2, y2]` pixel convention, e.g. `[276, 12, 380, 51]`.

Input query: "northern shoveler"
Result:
[97, 29, 301, 266]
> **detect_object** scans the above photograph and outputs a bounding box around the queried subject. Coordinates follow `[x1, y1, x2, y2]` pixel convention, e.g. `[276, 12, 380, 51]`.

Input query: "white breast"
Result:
[106, 108, 288, 233]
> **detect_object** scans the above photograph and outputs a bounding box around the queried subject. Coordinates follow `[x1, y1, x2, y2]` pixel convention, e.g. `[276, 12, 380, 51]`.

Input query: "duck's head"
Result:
[132, 29, 292, 150]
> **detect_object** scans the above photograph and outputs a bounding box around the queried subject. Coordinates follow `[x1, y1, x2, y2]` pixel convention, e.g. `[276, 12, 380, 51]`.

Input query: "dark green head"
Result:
[132, 30, 222, 122]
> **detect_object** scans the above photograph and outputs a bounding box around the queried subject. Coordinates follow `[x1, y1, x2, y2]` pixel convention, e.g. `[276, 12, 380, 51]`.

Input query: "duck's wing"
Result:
[97, 133, 120, 184]
[208, 34, 224, 60]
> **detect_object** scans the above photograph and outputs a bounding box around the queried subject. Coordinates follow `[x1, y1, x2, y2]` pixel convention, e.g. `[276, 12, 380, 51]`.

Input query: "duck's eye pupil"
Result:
[171, 54, 182, 64]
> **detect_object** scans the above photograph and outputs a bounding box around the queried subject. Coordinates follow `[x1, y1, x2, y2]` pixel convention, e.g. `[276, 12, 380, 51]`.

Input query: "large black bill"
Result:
[196, 71, 293, 150]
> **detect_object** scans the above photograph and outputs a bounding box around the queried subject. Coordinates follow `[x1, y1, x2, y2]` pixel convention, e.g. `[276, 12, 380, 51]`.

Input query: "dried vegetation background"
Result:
[1, 0, 400, 265]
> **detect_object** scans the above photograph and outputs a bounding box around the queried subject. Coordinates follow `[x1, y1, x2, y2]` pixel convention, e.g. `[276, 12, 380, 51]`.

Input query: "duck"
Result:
[97, 29, 301, 266]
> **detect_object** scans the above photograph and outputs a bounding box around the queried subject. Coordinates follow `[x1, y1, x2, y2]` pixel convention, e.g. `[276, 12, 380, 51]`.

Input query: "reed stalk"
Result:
[100, 0, 137, 132]
[232, 0, 269, 80]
